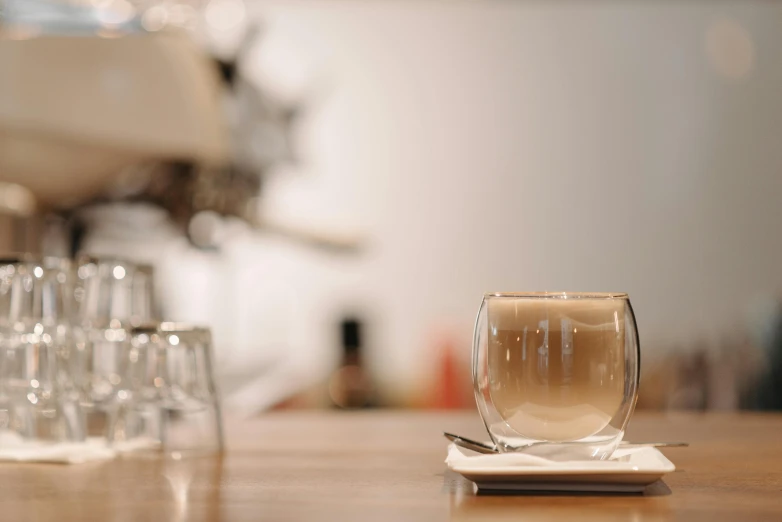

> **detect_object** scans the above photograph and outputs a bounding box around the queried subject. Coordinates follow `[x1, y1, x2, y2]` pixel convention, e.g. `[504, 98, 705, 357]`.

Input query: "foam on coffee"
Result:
[486, 296, 626, 442]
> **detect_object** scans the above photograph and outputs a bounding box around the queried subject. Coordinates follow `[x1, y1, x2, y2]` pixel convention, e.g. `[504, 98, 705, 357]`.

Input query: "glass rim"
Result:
[484, 291, 628, 299]
[76, 252, 153, 272]
[159, 322, 211, 335]
[131, 322, 211, 341]
[0, 253, 71, 269]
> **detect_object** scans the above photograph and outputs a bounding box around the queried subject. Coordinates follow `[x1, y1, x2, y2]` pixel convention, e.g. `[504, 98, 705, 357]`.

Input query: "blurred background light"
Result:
[204, 0, 245, 33]
[705, 16, 755, 80]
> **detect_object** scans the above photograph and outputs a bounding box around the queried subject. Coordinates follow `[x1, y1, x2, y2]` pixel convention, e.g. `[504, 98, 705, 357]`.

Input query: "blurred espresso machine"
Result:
[0, 0, 358, 252]
[0, 0, 223, 252]
[0, 0, 362, 413]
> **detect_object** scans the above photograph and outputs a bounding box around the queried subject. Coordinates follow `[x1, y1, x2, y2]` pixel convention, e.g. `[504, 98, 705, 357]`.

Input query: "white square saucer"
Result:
[446, 443, 675, 493]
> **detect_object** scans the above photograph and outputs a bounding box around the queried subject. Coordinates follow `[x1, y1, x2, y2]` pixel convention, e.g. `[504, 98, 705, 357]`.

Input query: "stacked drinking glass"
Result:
[0, 254, 222, 456]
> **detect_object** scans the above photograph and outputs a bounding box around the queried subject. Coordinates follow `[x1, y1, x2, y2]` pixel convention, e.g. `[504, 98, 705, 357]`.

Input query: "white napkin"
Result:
[0, 432, 116, 464]
[445, 442, 654, 470]
[0, 432, 160, 464]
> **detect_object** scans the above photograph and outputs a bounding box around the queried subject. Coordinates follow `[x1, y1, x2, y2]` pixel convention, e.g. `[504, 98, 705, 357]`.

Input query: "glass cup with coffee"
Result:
[473, 292, 640, 460]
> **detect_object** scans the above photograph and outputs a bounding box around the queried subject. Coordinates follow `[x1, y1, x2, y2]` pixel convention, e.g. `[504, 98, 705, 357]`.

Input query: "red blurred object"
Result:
[428, 334, 472, 410]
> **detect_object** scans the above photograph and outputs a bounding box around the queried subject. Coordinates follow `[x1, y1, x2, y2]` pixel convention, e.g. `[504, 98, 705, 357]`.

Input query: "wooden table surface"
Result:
[0, 411, 781, 521]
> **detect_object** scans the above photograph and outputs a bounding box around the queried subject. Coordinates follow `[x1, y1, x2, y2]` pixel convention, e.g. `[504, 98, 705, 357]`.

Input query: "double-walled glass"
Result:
[473, 292, 639, 460]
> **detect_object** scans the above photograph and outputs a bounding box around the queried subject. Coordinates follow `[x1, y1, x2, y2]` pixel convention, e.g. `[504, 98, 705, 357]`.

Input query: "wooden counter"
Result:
[0, 411, 780, 521]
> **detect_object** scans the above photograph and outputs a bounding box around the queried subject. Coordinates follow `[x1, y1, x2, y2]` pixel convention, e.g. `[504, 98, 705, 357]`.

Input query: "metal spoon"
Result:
[444, 432, 688, 454]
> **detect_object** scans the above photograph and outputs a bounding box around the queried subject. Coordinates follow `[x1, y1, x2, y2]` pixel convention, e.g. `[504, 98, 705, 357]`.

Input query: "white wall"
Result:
[231, 1, 782, 397]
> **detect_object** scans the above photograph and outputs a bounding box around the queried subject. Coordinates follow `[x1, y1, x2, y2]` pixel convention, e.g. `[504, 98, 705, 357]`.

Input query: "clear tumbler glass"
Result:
[75, 255, 157, 329]
[73, 255, 158, 439]
[473, 292, 639, 460]
[0, 256, 84, 442]
[127, 323, 223, 456]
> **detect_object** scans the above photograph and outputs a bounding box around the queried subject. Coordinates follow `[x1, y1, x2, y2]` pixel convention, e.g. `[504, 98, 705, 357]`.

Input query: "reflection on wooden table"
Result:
[0, 411, 780, 521]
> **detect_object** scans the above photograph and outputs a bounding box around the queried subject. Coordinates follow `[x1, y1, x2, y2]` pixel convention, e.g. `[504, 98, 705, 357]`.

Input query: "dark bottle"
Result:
[328, 318, 374, 408]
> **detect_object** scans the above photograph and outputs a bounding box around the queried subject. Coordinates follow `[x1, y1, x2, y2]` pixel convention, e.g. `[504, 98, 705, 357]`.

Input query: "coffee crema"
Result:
[486, 297, 626, 442]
